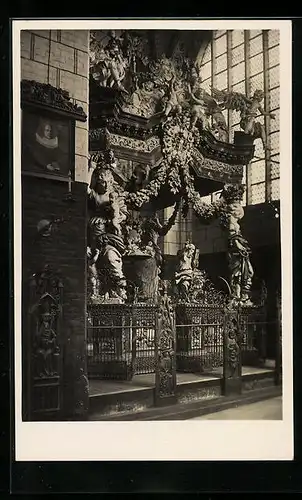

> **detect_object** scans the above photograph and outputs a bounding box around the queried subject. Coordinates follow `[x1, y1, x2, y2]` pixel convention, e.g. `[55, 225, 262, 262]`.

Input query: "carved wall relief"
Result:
[155, 282, 177, 403]
[28, 265, 63, 418]
[223, 310, 241, 381]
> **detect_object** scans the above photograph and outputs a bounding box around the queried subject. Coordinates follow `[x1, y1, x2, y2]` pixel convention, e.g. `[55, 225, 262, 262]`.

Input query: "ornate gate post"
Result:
[155, 281, 177, 406]
[222, 307, 242, 396]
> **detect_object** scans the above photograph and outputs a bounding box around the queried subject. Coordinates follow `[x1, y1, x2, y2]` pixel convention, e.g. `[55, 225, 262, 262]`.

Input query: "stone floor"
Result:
[189, 396, 282, 420]
[89, 366, 273, 396]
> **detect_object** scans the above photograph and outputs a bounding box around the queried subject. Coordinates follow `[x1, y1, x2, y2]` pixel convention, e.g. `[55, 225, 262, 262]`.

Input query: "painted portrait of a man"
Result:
[22, 110, 71, 177]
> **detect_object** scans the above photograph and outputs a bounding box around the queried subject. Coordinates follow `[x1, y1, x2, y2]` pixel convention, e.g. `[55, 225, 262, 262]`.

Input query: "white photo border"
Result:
[13, 19, 293, 461]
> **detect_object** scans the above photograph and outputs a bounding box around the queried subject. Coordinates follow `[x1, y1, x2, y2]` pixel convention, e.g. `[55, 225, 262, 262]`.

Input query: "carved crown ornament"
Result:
[21, 80, 87, 122]
[88, 35, 258, 218]
[89, 36, 256, 165]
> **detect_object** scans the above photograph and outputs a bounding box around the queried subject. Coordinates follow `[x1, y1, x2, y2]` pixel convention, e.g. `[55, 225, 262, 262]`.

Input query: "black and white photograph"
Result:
[13, 20, 292, 461]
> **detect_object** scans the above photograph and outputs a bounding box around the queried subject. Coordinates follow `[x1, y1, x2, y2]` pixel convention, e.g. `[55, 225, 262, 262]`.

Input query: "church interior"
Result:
[20, 27, 282, 421]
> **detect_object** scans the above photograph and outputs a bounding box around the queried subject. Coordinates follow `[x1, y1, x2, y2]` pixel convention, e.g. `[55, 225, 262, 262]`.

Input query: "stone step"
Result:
[88, 369, 277, 420]
[89, 385, 281, 421]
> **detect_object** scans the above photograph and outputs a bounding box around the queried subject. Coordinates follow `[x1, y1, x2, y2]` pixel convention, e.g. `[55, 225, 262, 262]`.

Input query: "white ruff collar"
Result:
[35, 133, 58, 149]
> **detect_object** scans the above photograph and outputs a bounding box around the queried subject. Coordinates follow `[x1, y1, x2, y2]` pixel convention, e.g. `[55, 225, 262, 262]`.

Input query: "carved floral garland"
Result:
[124, 157, 245, 221]
[125, 164, 167, 209]
[123, 109, 245, 217]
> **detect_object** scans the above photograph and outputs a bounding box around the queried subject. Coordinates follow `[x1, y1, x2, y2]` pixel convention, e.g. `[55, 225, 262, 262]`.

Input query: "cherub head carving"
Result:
[90, 167, 114, 195]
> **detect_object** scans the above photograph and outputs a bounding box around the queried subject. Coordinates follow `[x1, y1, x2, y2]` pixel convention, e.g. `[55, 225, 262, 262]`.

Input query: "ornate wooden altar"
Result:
[86, 30, 266, 391]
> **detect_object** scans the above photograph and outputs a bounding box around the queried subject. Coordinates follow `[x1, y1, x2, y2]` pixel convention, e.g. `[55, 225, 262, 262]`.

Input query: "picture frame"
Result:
[21, 107, 75, 180]
[20, 79, 87, 181]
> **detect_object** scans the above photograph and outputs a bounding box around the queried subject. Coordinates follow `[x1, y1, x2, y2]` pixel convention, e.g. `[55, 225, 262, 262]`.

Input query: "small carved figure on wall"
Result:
[226, 317, 240, 378]
[34, 308, 59, 378]
[175, 240, 198, 300]
[36, 217, 64, 240]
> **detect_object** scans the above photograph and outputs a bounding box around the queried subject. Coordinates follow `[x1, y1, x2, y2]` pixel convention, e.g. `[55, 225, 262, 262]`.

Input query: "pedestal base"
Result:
[123, 255, 159, 302]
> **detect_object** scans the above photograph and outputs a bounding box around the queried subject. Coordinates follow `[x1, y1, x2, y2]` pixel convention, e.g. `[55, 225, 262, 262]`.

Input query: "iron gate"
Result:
[240, 306, 267, 366]
[87, 303, 157, 379]
[176, 304, 225, 373]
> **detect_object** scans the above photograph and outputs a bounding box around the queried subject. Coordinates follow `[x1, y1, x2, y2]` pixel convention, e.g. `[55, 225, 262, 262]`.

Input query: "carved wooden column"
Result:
[155, 283, 177, 406]
[26, 266, 64, 421]
[222, 307, 242, 396]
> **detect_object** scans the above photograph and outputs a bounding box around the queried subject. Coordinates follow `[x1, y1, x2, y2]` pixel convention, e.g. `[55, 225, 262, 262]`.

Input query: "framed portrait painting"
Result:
[21, 109, 74, 179]
[20, 79, 87, 181]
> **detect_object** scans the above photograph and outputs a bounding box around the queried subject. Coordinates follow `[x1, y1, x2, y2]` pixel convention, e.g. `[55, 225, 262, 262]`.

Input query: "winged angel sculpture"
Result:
[153, 60, 229, 141]
[211, 88, 276, 152]
[90, 31, 130, 93]
[187, 84, 229, 141]
[123, 56, 196, 120]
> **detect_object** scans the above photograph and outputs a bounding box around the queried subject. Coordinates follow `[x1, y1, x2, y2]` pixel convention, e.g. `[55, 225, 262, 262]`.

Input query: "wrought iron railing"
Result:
[240, 306, 267, 366]
[87, 303, 158, 379]
[87, 301, 270, 381]
[176, 304, 225, 373]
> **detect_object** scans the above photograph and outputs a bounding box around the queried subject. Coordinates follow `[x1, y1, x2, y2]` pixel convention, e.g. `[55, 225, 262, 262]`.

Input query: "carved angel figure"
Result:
[87, 155, 128, 302]
[123, 80, 165, 118]
[212, 88, 276, 151]
[175, 240, 198, 301]
[90, 31, 128, 93]
[187, 84, 211, 129]
[187, 84, 228, 140]
[162, 75, 184, 118]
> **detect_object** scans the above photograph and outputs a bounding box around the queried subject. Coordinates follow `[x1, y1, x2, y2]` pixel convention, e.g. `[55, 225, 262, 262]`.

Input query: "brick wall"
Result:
[21, 29, 89, 183]
[191, 216, 227, 255]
